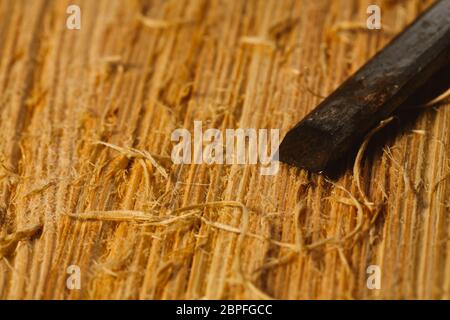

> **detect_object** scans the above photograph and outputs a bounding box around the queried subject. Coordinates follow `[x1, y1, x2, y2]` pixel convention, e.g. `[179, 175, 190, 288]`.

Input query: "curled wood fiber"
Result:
[0, 0, 449, 299]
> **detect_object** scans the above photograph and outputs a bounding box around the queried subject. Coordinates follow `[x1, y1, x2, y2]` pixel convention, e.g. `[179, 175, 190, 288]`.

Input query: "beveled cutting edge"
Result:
[278, 0, 450, 172]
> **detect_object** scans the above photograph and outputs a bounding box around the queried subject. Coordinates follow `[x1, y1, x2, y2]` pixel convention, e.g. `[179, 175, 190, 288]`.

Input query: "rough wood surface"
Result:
[1, 0, 449, 300]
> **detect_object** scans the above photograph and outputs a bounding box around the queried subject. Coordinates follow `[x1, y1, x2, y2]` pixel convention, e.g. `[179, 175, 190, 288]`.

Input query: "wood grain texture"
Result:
[0, 0, 449, 300]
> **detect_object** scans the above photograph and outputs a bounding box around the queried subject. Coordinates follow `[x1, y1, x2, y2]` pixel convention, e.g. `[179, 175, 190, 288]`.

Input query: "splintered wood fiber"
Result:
[0, 0, 449, 300]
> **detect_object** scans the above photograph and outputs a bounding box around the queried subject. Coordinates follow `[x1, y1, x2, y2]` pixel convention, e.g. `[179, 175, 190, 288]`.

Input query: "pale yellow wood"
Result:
[0, 0, 448, 299]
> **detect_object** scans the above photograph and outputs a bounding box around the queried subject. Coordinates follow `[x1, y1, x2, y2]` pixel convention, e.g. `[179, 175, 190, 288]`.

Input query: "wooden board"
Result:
[1, 0, 449, 299]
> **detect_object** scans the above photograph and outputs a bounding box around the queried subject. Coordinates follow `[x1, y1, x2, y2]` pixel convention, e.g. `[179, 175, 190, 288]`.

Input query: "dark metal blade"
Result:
[279, 0, 450, 172]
